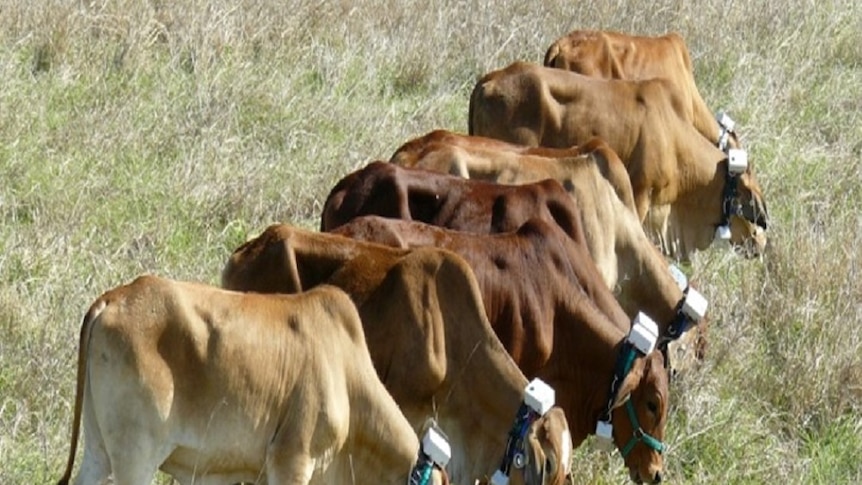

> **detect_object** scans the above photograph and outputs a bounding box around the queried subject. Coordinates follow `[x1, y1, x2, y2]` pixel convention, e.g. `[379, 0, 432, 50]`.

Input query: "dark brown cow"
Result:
[321, 160, 588, 247]
[322, 159, 706, 364]
[387, 131, 709, 367]
[468, 61, 768, 261]
[223, 225, 668, 484]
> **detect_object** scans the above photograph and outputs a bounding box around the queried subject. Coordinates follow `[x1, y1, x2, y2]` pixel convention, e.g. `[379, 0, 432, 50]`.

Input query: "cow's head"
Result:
[475, 406, 573, 485]
[512, 407, 573, 485]
[722, 157, 769, 258]
[611, 351, 669, 484]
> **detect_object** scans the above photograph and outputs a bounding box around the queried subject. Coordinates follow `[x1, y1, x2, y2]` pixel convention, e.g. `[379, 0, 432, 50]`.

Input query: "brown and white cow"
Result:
[468, 61, 768, 261]
[56, 277, 451, 485]
[223, 225, 669, 483]
[543, 30, 741, 152]
[222, 228, 574, 484]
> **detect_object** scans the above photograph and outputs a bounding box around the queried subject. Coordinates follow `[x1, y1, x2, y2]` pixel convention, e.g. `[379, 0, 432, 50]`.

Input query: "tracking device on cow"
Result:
[669, 265, 709, 323]
[422, 426, 452, 468]
[714, 224, 732, 241]
[728, 148, 748, 174]
[629, 313, 659, 355]
[716, 111, 736, 134]
[594, 420, 616, 452]
[716, 111, 737, 152]
[410, 426, 452, 485]
[524, 378, 555, 416]
[682, 287, 708, 322]
[669, 264, 688, 292]
[490, 378, 557, 485]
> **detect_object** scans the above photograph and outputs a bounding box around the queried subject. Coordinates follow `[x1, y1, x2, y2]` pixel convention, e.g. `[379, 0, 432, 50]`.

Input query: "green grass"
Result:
[1, 0, 861, 483]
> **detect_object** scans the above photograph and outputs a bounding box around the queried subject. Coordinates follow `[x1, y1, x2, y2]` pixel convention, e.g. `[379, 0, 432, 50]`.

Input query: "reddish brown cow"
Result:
[387, 130, 709, 366]
[322, 160, 587, 247]
[322, 159, 706, 364]
[333, 216, 633, 373]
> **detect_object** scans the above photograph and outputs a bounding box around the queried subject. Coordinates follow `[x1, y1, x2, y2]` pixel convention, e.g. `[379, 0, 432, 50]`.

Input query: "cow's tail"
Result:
[56, 299, 106, 485]
[467, 78, 479, 136]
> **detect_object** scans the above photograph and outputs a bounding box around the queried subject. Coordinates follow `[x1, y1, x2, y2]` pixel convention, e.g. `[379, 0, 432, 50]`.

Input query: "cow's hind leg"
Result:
[266, 451, 315, 485]
[72, 442, 111, 485]
[72, 385, 112, 485]
[104, 436, 172, 485]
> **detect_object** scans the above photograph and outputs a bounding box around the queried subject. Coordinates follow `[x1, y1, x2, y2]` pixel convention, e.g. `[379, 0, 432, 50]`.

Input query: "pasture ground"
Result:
[1, 1, 860, 483]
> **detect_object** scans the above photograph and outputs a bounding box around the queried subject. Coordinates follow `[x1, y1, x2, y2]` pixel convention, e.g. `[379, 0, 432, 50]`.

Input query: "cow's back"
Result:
[332, 216, 630, 374]
[469, 61, 683, 158]
[543, 29, 725, 149]
[323, 161, 588, 246]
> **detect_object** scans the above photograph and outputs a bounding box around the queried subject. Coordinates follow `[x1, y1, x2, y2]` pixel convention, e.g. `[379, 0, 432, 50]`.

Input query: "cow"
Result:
[56, 277, 451, 485]
[321, 160, 590, 251]
[323, 158, 707, 369]
[223, 224, 670, 484]
[542, 30, 741, 152]
[468, 61, 769, 261]
[221, 227, 574, 484]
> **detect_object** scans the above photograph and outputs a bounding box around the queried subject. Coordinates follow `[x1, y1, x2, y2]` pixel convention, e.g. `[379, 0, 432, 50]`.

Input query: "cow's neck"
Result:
[291, 231, 374, 287]
[690, 95, 726, 150]
[339, 393, 422, 484]
[540, 306, 630, 447]
[613, 205, 685, 330]
[655, 132, 728, 260]
[435, 298, 530, 483]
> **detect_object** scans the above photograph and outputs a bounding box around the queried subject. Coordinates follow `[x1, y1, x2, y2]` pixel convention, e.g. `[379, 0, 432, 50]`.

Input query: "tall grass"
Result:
[1, 0, 860, 482]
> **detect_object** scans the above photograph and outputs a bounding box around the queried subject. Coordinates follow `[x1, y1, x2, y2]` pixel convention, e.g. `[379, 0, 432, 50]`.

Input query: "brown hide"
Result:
[322, 161, 587, 246]
[223, 224, 668, 484]
[222, 227, 568, 484]
[387, 130, 708, 369]
[468, 61, 768, 260]
[331, 216, 631, 376]
[542, 30, 732, 149]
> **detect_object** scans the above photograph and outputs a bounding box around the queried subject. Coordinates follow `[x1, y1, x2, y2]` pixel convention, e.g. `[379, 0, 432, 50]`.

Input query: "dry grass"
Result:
[1, 0, 860, 483]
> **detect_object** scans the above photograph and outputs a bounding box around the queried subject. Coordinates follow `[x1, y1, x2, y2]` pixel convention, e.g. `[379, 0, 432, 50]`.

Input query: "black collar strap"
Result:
[491, 378, 556, 485]
[719, 148, 750, 231]
[666, 285, 708, 341]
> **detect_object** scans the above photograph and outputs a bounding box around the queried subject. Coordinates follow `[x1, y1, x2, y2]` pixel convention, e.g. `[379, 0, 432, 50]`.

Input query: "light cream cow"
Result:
[56, 276, 450, 485]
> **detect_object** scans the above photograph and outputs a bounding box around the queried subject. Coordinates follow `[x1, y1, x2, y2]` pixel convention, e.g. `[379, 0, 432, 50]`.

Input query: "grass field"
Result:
[1, 0, 860, 483]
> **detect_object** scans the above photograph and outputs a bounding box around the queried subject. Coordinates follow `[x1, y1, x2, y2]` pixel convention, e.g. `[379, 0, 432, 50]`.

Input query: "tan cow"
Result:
[56, 277, 451, 485]
[222, 228, 573, 484]
[388, 131, 709, 368]
[468, 61, 768, 261]
[543, 30, 741, 151]
[223, 224, 669, 484]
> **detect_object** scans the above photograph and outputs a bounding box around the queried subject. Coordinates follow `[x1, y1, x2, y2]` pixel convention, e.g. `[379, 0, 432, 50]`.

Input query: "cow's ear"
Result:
[612, 357, 646, 409]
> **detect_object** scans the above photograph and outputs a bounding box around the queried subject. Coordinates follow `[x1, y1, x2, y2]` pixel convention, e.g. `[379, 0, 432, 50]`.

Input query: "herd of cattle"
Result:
[56, 30, 769, 485]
